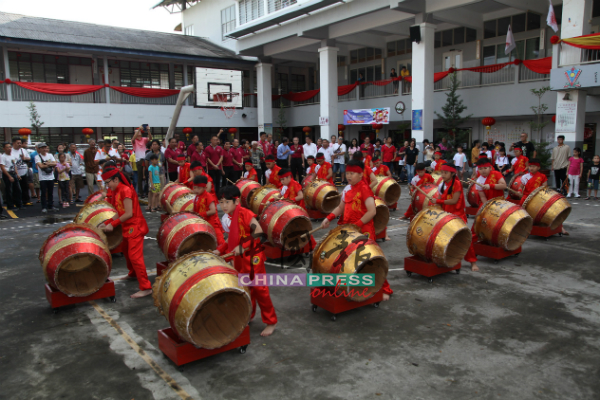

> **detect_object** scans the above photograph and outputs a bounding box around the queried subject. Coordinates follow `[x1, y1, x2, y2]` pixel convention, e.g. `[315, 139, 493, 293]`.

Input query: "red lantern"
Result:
[228, 127, 238, 139]
[337, 124, 345, 136]
[482, 117, 495, 136]
[552, 115, 556, 123]
[372, 123, 383, 133]
[82, 128, 94, 139]
[19, 128, 31, 140]
[303, 126, 312, 136]
[183, 127, 193, 140]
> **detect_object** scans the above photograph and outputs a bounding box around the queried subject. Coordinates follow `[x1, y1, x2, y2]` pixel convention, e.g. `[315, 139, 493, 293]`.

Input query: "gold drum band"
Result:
[374, 198, 390, 235]
[160, 182, 192, 214]
[171, 193, 195, 214]
[258, 199, 312, 250]
[431, 171, 443, 185]
[248, 187, 281, 216]
[39, 223, 111, 297]
[474, 198, 532, 251]
[74, 201, 123, 250]
[236, 179, 261, 209]
[157, 212, 217, 262]
[301, 173, 316, 188]
[410, 183, 440, 214]
[522, 187, 571, 230]
[152, 251, 252, 349]
[467, 183, 481, 208]
[312, 225, 388, 302]
[303, 179, 340, 214]
[407, 208, 471, 268]
[372, 177, 401, 206]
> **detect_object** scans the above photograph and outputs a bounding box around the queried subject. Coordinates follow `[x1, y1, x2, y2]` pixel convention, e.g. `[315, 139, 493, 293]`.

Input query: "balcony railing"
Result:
[109, 90, 178, 105]
[581, 48, 600, 64]
[0, 83, 6, 101]
[11, 85, 106, 103]
[242, 94, 257, 108]
[294, 92, 320, 106]
[434, 63, 515, 91]
[360, 82, 398, 99]
[338, 86, 356, 102]
[519, 65, 549, 82]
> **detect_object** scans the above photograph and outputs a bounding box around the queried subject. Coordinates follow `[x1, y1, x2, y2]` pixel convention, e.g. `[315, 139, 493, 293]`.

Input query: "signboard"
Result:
[412, 109, 423, 131]
[264, 123, 273, 135]
[343, 108, 390, 125]
[550, 63, 600, 90]
[555, 102, 577, 133]
[319, 116, 329, 126]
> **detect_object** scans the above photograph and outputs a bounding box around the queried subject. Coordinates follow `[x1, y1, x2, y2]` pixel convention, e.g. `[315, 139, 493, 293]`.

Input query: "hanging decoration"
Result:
[183, 127, 193, 140]
[228, 127, 238, 140]
[552, 32, 600, 50]
[19, 128, 32, 140]
[337, 124, 345, 137]
[551, 115, 556, 123]
[372, 124, 383, 133]
[482, 117, 496, 135]
[303, 126, 312, 136]
[82, 128, 94, 139]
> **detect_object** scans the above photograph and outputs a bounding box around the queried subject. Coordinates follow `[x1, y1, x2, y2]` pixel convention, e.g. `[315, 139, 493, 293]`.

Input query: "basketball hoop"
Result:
[214, 92, 239, 119]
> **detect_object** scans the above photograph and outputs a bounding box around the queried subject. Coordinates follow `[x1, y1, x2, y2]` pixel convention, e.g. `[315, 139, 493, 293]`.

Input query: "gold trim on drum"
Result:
[171, 193, 195, 213]
[522, 186, 572, 229]
[473, 197, 532, 251]
[162, 217, 216, 257]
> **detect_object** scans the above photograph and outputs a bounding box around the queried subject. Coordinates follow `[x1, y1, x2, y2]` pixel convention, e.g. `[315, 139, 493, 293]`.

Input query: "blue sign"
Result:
[412, 110, 423, 130]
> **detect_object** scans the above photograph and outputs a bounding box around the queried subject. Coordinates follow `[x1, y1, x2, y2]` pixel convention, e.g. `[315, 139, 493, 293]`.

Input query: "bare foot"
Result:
[130, 289, 152, 299]
[399, 216, 409, 220]
[260, 324, 276, 337]
[124, 275, 137, 281]
[471, 263, 479, 272]
[562, 228, 569, 235]
[384, 236, 391, 241]
[382, 293, 390, 301]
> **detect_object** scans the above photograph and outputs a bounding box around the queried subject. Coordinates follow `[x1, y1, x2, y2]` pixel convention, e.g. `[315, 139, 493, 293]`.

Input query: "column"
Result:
[318, 44, 338, 140]
[410, 22, 435, 144]
[183, 62, 189, 105]
[256, 62, 273, 138]
[2, 46, 12, 101]
[556, 90, 586, 150]
[103, 56, 110, 104]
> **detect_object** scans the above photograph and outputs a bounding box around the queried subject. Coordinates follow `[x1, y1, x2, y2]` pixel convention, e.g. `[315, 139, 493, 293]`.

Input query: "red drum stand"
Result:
[110, 243, 124, 255]
[404, 256, 461, 283]
[530, 225, 563, 240]
[156, 261, 169, 276]
[375, 228, 387, 241]
[307, 209, 328, 220]
[473, 242, 521, 264]
[158, 325, 250, 367]
[46, 279, 116, 314]
[264, 236, 316, 261]
[465, 206, 479, 217]
[310, 287, 383, 321]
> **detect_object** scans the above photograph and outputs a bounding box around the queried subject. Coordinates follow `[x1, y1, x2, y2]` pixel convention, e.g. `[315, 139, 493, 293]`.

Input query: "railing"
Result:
[338, 86, 356, 102]
[109, 90, 178, 105]
[359, 82, 398, 99]
[0, 84, 6, 101]
[242, 94, 256, 108]
[434, 63, 515, 91]
[581, 48, 600, 64]
[11, 85, 106, 103]
[294, 92, 319, 106]
[519, 65, 549, 82]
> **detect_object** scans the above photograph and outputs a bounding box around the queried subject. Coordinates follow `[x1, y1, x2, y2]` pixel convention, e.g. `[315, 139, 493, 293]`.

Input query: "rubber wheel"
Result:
[374, 303, 380, 308]
[331, 315, 337, 321]
[456, 269, 460, 275]
[406, 271, 412, 277]
[559, 233, 563, 237]
[312, 305, 317, 312]
[239, 347, 246, 354]
[494, 260, 499, 264]
[427, 278, 433, 283]
[110, 296, 116, 303]
[52, 308, 58, 314]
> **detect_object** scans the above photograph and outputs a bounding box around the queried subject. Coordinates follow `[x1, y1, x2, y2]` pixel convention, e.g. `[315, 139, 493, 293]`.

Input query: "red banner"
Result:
[13, 81, 103, 95]
[110, 86, 180, 98]
[522, 57, 551, 75]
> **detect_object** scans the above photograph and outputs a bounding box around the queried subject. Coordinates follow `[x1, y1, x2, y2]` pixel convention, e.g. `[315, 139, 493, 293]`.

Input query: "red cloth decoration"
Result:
[434, 71, 450, 83]
[14, 81, 103, 95]
[448, 67, 456, 73]
[513, 58, 521, 65]
[550, 35, 560, 44]
[104, 83, 110, 87]
[110, 86, 180, 98]
[338, 82, 358, 96]
[552, 115, 556, 123]
[522, 57, 552, 75]
[4, 78, 11, 84]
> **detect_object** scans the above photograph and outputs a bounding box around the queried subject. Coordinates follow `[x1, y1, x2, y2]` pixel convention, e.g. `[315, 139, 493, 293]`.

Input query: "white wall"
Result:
[182, 0, 238, 52]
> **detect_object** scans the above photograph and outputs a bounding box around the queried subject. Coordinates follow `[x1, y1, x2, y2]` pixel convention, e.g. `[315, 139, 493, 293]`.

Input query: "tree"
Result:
[28, 101, 44, 140]
[528, 86, 551, 142]
[434, 72, 472, 157]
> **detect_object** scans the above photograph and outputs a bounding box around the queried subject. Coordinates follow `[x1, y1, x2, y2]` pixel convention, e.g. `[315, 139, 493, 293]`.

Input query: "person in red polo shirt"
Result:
[190, 141, 206, 169]
[231, 139, 245, 181]
[222, 141, 234, 186]
[360, 136, 374, 157]
[187, 135, 199, 161]
[164, 137, 184, 182]
[204, 135, 224, 195]
[381, 137, 396, 176]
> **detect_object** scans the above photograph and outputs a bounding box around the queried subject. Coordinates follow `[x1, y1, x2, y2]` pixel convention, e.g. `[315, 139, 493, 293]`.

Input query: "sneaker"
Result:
[50, 207, 60, 212]
[42, 208, 47, 213]
[585, 197, 591, 200]
[566, 193, 572, 198]
[575, 194, 581, 198]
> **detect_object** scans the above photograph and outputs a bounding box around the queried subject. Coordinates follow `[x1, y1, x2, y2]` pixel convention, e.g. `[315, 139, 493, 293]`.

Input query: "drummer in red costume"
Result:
[430, 151, 447, 171]
[278, 168, 305, 209]
[192, 175, 225, 245]
[315, 153, 334, 184]
[100, 167, 152, 298]
[434, 164, 479, 272]
[361, 147, 373, 172]
[242, 161, 258, 182]
[186, 161, 214, 194]
[504, 147, 528, 177]
[214, 185, 277, 337]
[176, 154, 191, 184]
[264, 155, 282, 188]
[400, 163, 434, 220]
[372, 157, 392, 178]
[474, 158, 507, 204]
[320, 159, 393, 301]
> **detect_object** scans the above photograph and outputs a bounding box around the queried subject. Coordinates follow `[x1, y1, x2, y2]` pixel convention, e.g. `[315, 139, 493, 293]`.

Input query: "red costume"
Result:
[519, 171, 547, 206]
[267, 165, 282, 188]
[432, 159, 447, 171]
[193, 190, 225, 245]
[186, 169, 215, 195]
[316, 161, 334, 184]
[282, 178, 305, 209]
[373, 164, 390, 177]
[217, 207, 277, 325]
[476, 170, 505, 202]
[403, 173, 434, 219]
[307, 163, 318, 175]
[178, 162, 191, 185]
[512, 155, 529, 175]
[244, 168, 258, 182]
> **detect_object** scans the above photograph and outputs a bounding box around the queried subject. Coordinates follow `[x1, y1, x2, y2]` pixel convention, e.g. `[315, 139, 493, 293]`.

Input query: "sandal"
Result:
[585, 197, 591, 200]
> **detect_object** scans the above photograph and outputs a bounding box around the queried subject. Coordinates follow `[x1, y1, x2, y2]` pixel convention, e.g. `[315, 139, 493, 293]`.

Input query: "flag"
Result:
[505, 25, 516, 55]
[547, 0, 559, 32]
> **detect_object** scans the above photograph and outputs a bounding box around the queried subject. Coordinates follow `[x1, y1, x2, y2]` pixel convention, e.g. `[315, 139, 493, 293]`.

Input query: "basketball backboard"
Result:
[194, 67, 243, 109]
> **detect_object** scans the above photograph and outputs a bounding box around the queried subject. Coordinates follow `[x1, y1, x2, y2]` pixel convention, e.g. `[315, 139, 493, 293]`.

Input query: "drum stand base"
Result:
[474, 242, 521, 263]
[465, 206, 479, 217]
[375, 228, 387, 241]
[404, 256, 461, 283]
[310, 288, 384, 321]
[158, 325, 250, 367]
[110, 243, 124, 255]
[530, 225, 563, 240]
[307, 209, 328, 220]
[160, 213, 169, 224]
[156, 261, 170, 276]
[263, 237, 316, 261]
[46, 279, 116, 313]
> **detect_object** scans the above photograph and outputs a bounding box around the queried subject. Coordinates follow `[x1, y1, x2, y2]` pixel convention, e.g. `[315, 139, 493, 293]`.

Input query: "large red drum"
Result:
[160, 183, 192, 214]
[372, 177, 401, 206]
[431, 171, 443, 185]
[507, 174, 525, 200]
[248, 187, 281, 216]
[258, 199, 312, 250]
[411, 183, 440, 214]
[236, 179, 261, 209]
[74, 201, 123, 250]
[84, 191, 106, 204]
[157, 212, 217, 262]
[303, 179, 340, 213]
[171, 193, 195, 214]
[467, 183, 481, 208]
[302, 173, 316, 188]
[374, 197, 390, 235]
[39, 223, 112, 297]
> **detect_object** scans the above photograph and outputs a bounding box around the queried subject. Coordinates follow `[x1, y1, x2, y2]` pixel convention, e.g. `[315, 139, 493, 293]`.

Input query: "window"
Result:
[267, 0, 298, 14]
[435, 27, 475, 48]
[525, 37, 540, 59]
[466, 28, 477, 43]
[350, 50, 358, 64]
[358, 48, 366, 63]
[512, 13, 526, 33]
[221, 5, 236, 40]
[397, 40, 405, 55]
[184, 25, 194, 36]
[239, 0, 265, 25]
[350, 47, 384, 64]
[484, 20, 496, 39]
[442, 30, 452, 47]
[484, 12, 539, 38]
[554, 5, 563, 25]
[290, 74, 305, 92]
[387, 41, 396, 57]
[119, 61, 170, 89]
[483, 37, 539, 65]
[337, 56, 346, 67]
[276, 72, 288, 93]
[7, 51, 88, 83]
[366, 47, 374, 61]
[527, 12, 541, 31]
[434, 32, 441, 48]
[497, 17, 510, 37]
[350, 65, 382, 83]
[594, 0, 600, 18]
[454, 27, 465, 45]
[482, 45, 497, 65]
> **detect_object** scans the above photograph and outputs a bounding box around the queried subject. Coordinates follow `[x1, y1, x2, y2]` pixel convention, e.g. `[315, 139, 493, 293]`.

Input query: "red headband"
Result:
[279, 171, 292, 179]
[346, 165, 363, 173]
[441, 164, 456, 172]
[435, 151, 443, 156]
[194, 183, 207, 188]
[479, 154, 487, 158]
[101, 169, 119, 181]
[316, 155, 325, 160]
[192, 166, 203, 171]
[478, 162, 493, 168]
[245, 161, 253, 166]
[529, 161, 540, 167]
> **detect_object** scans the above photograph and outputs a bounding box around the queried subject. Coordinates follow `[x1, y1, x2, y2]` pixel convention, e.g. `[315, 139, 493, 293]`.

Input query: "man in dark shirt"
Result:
[222, 141, 234, 186]
[84, 139, 99, 195]
[187, 135, 199, 161]
[510, 133, 536, 159]
[204, 135, 224, 195]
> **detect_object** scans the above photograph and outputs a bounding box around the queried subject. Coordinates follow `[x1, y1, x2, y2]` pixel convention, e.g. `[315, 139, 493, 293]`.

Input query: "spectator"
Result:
[11, 138, 31, 206]
[145, 139, 166, 189]
[453, 145, 468, 180]
[258, 132, 271, 184]
[250, 141, 264, 176]
[360, 136, 374, 157]
[510, 132, 537, 159]
[400, 66, 410, 93]
[1, 142, 23, 210]
[187, 135, 199, 161]
[231, 139, 244, 181]
[289, 137, 305, 183]
[147, 153, 162, 212]
[165, 137, 185, 183]
[34, 143, 57, 213]
[439, 137, 453, 153]
[332, 136, 346, 184]
[132, 125, 151, 196]
[496, 148, 509, 175]
[390, 68, 399, 94]
[94, 139, 118, 191]
[481, 143, 493, 159]
[423, 139, 434, 165]
[471, 140, 482, 165]
[404, 139, 419, 183]
[222, 141, 235, 186]
[56, 153, 71, 208]
[566, 147, 584, 198]
[397, 140, 409, 182]
[551, 135, 570, 191]
[320, 139, 333, 163]
[191, 141, 206, 169]
[204, 134, 224, 195]
[84, 139, 98, 195]
[585, 155, 599, 200]
[172, 132, 187, 154]
[30, 143, 41, 202]
[303, 136, 318, 159]
[348, 138, 359, 158]
[381, 137, 396, 173]
[276, 137, 291, 168]
[68, 143, 84, 202]
[316, 138, 323, 151]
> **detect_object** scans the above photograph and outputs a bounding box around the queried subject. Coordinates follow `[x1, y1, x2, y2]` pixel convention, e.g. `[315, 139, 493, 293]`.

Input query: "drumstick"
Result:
[413, 184, 435, 201]
[299, 226, 323, 240]
[466, 179, 520, 196]
[220, 246, 249, 259]
[227, 178, 236, 185]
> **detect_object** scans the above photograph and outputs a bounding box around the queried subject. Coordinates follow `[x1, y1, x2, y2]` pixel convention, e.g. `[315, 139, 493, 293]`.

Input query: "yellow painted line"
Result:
[89, 301, 193, 400]
[2, 207, 18, 218]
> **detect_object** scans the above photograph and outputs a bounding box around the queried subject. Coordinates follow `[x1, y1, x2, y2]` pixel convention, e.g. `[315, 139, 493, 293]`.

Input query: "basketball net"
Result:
[214, 92, 239, 119]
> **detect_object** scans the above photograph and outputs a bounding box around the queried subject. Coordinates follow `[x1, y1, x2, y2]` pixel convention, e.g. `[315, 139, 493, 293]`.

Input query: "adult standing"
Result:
[348, 138, 359, 158]
[439, 137, 453, 154]
[165, 137, 184, 183]
[190, 141, 205, 169]
[289, 137, 304, 183]
[381, 137, 396, 173]
[1, 142, 23, 210]
[187, 135, 199, 161]
[390, 68, 399, 94]
[34, 143, 57, 213]
[423, 139, 434, 165]
[404, 139, 419, 183]
[95, 139, 119, 190]
[30, 143, 41, 202]
[68, 143, 84, 202]
[510, 132, 536, 159]
[360, 136, 374, 157]
[84, 139, 98, 195]
[259, 132, 271, 184]
[471, 140, 482, 165]
[231, 139, 244, 181]
[132, 126, 151, 196]
[11, 138, 31, 206]
[173, 133, 187, 154]
[320, 139, 333, 163]
[222, 141, 235, 186]
[250, 141, 264, 178]
[204, 135, 224, 195]
[145, 140, 166, 188]
[401, 66, 411, 93]
[303, 136, 318, 160]
[551, 135, 571, 190]
[276, 137, 291, 169]
[397, 140, 408, 182]
[332, 136, 347, 184]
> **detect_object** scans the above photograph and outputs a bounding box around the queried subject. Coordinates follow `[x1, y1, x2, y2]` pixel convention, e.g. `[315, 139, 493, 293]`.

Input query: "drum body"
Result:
[153, 252, 251, 349]
[474, 198, 532, 251]
[522, 187, 572, 230]
[39, 223, 111, 297]
[157, 212, 217, 262]
[258, 200, 312, 250]
[236, 180, 261, 208]
[302, 173, 316, 188]
[374, 198, 390, 235]
[312, 225, 388, 302]
[74, 201, 123, 250]
[303, 179, 340, 213]
[406, 208, 471, 267]
[431, 171, 443, 185]
[410, 183, 440, 214]
[248, 187, 281, 216]
[84, 191, 106, 204]
[508, 174, 525, 200]
[467, 183, 481, 208]
[160, 183, 192, 214]
[372, 177, 401, 206]
[171, 193, 195, 213]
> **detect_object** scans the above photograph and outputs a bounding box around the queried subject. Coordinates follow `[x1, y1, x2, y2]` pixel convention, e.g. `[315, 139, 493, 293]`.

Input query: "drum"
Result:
[410, 183, 440, 214]
[258, 200, 312, 250]
[39, 223, 111, 297]
[303, 179, 340, 213]
[466, 183, 481, 208]
[153, 252, 251, 349]
[372, 177, 401, 206]
[312, 225, 388, 302]
[171, 193, 195, 213]
[431, 171, 443, 185]
[406, 208, 471, 268]
[248, 187, 281, 216]
[374, 198, 390, 235]
[507, 174, 525, 200]
[474, 198, 533, 251]
[263, 183, 277, 190]
[157, 212, 217, 262]
[522, 187, 572, 230]
[74, 201, 123, 250]
[84, 190, 106, 204]
[236, 179, 261, 209]
[302, 173, 316, 188]
[159, 182, 192, 214]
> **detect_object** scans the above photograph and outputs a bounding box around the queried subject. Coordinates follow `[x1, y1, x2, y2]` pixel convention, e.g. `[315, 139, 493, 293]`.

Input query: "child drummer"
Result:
[474, 158, 507, 204]
[306, 155, 318, 176]
[315, 153, 334, 184]
[192, 175, 225, 246]
[372, 157, 392, 178]
[434, 164, 479, 272]
[320, 159, 393, 301]
[278, 168, 305, 209]
[242, 161, 258, 182]
[214, 185, 278, 337]
[184, 161, 214, 194]
[400, 163, 434, 221]
[430, 151, 447, 171]
[504, 147, 528, 177]
[264, 155, 282, 188]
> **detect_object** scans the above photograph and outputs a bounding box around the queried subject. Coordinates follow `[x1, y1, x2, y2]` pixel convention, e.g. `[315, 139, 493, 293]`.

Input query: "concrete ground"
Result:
[1, 184, 599, 400]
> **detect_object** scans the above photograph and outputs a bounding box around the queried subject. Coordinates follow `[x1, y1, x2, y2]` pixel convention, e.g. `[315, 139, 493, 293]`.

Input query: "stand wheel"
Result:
[331, 315, 337, 321]
[544, 238, 549, 241]
[427, 278, 433, 284]
[456, 269, 461, 275]
[52, 308, 58, 314]
[558, 233, 563, 237]
[374, 302, 380, 308]
[110, 296, 116, 303]
[179, 367, 185, 373]
[239, 345, 248, 354]
[406, 271, 412, 277]
[494, 260, 499, 264]
[312, 305, 317, 312]
[514, 253, 519, 257]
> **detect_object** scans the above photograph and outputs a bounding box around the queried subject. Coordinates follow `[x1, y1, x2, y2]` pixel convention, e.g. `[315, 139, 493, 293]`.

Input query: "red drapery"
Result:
[460, 61, 514, 73]
[521, 57, 552, 75]
[12, 81, 104, 95]
[337, 82, 358, 96]
[110, 86, 180, 98]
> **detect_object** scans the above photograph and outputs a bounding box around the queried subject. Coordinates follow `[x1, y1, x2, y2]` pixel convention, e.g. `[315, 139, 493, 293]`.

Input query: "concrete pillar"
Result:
[559, 0, 592, 66]
[256, 63, 273, 138]
[318, 45, 338, 140]
[103, 56, 110, 104]
[183, 62, 189, 105]
[555, 90, 586, 150]
[410, 22, 435, 144]
[2, 46, 12, 101]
